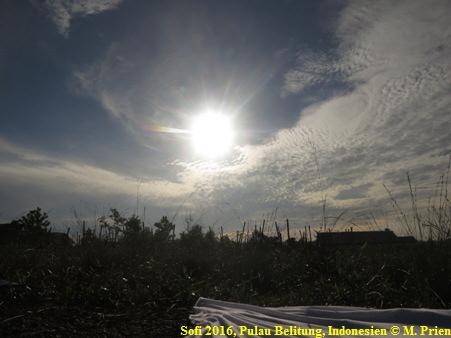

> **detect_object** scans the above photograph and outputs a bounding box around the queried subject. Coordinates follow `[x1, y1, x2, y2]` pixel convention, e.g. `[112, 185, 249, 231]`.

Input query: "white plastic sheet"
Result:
[187, 297, 451, 337]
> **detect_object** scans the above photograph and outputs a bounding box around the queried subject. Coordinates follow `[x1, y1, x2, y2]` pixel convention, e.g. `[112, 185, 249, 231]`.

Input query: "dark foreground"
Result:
[1, 234, 451, 337]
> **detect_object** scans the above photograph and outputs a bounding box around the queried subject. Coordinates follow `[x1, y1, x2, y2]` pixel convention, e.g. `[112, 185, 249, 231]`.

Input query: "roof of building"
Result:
[317, 228, 416, 245]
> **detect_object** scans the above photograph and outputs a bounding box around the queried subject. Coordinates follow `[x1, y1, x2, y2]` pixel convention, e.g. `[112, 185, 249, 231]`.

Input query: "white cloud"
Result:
[42, 0, 123, 37]
[281, 50, 345, 97]
[61, 0, 451, 234]
[71, 43, 137, 125]
[175, 0, 451, 232]
[0, 137, 195, 225]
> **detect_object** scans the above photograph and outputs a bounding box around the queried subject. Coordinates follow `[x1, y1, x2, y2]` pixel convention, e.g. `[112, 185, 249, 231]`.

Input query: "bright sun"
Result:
[190, 112, 234, 158]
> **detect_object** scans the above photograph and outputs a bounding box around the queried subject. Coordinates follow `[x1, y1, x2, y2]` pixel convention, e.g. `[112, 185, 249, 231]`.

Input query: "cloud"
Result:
[42, 0, 123, 37]
[283, 1, 451, 95]
[336, 184, 374, 200]
[281, 50, 348, 97]
[175, 0, 451, 231]
[0, 137, 196, 226]
[70, 41, 198, 151]
[62, 0, 451, 234]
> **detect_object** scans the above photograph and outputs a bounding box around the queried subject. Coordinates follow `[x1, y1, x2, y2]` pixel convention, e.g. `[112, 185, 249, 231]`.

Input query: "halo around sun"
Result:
[190, 112, 234, 158]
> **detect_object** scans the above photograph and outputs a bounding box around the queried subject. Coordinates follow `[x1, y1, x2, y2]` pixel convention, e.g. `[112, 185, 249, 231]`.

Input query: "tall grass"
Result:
[384, 156, 451, 241]
[423, 157, 451, 240]
[2, 228, 451, 337]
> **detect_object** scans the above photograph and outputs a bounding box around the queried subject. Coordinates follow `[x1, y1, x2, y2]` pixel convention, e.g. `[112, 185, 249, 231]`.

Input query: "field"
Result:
[1, 225, 451, 337]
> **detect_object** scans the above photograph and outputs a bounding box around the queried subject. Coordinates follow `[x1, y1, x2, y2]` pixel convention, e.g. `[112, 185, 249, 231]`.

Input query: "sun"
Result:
[190, 112, 234, 158]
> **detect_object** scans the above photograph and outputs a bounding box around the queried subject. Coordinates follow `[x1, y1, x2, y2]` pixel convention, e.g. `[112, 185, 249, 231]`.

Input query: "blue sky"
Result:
[1, 0, 451, 237]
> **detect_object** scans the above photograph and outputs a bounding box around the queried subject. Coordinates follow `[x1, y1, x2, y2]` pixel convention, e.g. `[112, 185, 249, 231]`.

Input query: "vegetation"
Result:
[17, 207, 51, 234]
[1, 162, 450, 336]
[1, 211, 451, 336]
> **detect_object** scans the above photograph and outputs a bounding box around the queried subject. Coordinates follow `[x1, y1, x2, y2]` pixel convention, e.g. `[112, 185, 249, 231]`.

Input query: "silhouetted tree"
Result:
[18, 207, 50, 233]
[180, 224, 204, 242]
[154, 216, 175, 241]
[110, 208, 126, 241]
[180, 224, 218, 250]
[125, 214, 142, 234]
[205, 227, 217, 244]
[121, 214, 144, 242]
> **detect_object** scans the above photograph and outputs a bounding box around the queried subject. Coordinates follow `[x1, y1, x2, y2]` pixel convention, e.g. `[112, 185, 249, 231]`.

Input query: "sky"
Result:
[1, 0, 451, 238]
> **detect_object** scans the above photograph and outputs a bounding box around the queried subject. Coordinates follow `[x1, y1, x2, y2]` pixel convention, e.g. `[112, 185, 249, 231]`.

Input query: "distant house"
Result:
[316, 228, 416, 247]
[0, 222, 23, 242]
[0, 222, 74, 246]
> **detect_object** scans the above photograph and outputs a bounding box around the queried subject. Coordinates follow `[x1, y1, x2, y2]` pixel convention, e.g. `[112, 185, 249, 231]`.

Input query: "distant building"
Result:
[0, 222, 23, 242]
[317, 228, 416, 246]
[0, 222, 73, 246]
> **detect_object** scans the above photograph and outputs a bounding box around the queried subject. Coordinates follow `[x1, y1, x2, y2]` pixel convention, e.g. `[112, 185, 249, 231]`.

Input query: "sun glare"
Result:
[190, 112, 234, 158]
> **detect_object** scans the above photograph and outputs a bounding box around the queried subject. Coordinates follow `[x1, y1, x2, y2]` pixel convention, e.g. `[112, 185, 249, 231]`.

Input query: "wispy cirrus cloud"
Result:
[41, 0, 123, 37]
[70, 42, 196, 157]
